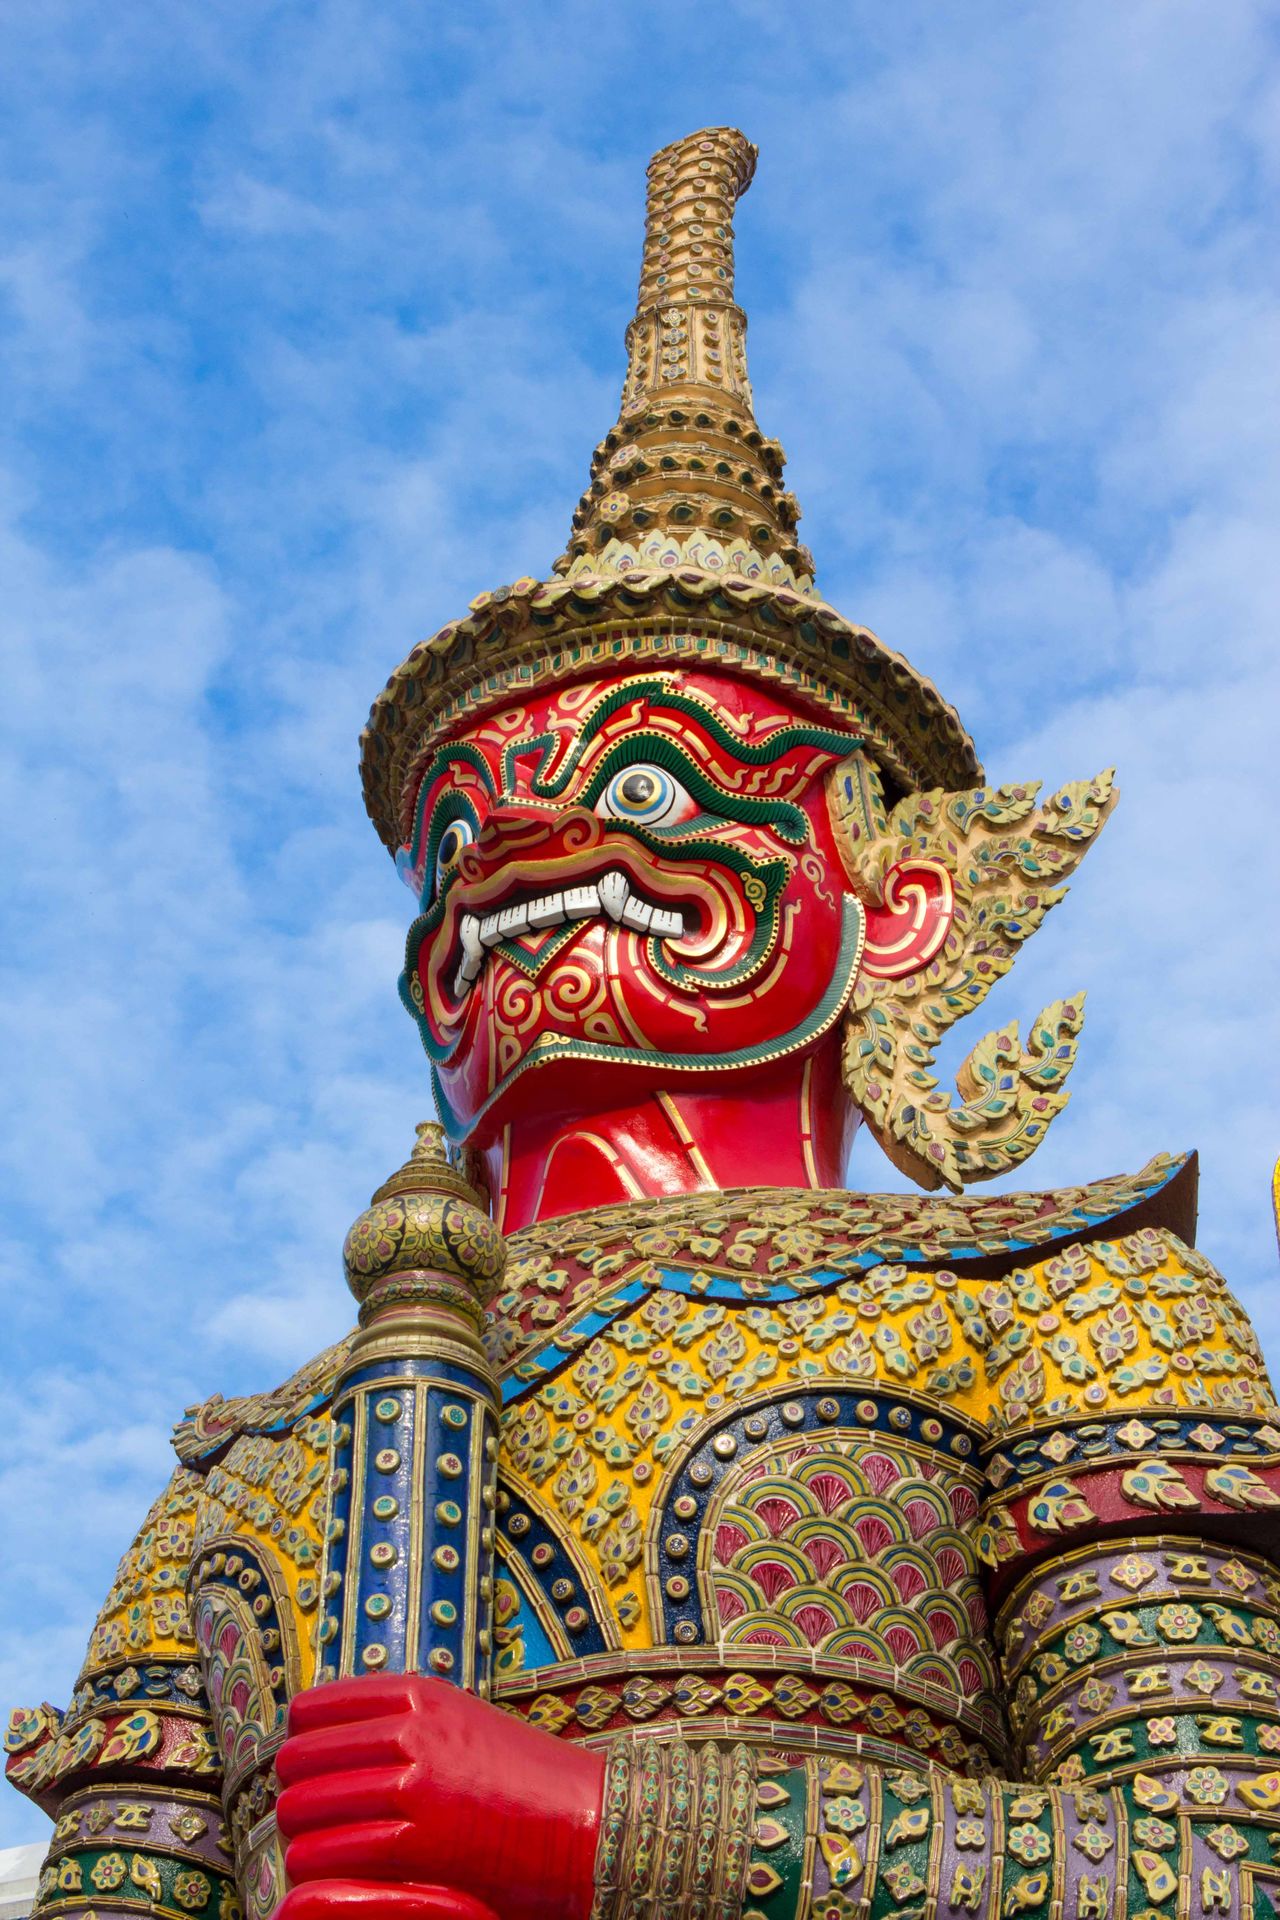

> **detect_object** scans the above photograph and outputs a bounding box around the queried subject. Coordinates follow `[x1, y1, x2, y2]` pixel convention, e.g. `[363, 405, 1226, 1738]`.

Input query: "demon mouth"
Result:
[452, 869, 687, 998]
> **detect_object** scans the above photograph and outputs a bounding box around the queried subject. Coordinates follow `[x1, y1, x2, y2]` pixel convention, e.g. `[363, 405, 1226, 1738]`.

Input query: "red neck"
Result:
[482, 1041, 857, 1233]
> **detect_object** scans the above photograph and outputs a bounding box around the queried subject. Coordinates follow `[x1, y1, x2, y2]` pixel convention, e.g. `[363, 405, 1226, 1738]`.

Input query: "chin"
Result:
[425, 889, 866, 1146]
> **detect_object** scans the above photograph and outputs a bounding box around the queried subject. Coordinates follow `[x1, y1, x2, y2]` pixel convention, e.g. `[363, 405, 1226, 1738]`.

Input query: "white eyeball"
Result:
[597, 764, 691, 827]
[435, 817, 475, 890]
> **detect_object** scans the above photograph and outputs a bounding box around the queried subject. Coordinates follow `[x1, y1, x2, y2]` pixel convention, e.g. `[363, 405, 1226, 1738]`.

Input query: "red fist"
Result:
[274, 1674, 606, 1920]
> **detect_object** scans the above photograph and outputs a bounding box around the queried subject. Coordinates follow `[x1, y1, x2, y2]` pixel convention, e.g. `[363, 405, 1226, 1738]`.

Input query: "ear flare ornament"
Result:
[827, 753, 1118, 1192]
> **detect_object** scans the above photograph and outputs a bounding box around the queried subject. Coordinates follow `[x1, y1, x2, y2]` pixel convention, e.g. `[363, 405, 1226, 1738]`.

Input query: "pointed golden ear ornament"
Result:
[828, 754, 1118, 1191]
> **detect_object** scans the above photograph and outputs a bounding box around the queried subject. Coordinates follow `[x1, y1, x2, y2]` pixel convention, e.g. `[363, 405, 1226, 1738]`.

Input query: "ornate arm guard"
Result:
[6, 1689, 236, 1920]
[31, 1784, 237, 1920]
[591, 1537, 1280, 1920]
[592, 1740, 758, 1920]
[998, 1534, 1280, 1920]
[5, 1467, 240, 1920]
[588, 1741, 1138, 1920]
[6, 1678, 237, 1920]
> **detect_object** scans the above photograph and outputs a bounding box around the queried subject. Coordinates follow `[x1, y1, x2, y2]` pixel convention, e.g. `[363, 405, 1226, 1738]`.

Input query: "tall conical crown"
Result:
[555, 128, 815, 592]
[359, 130, 980, 857]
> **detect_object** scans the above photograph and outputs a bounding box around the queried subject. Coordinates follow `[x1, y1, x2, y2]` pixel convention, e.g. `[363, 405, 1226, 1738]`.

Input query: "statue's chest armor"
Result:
[174, 1263, 1010, 1792]
[492, 1282, 1002, 1770]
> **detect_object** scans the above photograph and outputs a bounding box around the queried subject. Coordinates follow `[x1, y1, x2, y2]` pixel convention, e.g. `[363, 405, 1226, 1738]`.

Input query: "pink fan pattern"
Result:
[704, 1437, 996, 1703]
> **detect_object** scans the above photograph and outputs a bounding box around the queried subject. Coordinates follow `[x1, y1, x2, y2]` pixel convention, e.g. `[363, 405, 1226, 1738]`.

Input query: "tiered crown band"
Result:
[553, 128, 813, 592]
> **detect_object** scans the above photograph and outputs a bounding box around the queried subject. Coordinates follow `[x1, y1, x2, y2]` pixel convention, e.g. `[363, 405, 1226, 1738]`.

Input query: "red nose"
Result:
[458, 804, 603, 886]
[473, 801, 563, 856]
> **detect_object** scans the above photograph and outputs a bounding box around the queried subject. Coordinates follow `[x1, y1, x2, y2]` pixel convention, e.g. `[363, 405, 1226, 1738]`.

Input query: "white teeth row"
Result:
[452, 871, 685, 996]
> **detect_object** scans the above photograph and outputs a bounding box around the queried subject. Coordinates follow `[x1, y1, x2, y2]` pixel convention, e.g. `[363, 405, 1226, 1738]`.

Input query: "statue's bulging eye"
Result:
[435, 817, 475, 890]
[597, 764, 694, 827]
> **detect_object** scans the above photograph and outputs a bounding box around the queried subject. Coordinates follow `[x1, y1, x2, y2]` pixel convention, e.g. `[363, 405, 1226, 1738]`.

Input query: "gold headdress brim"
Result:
[361, 568, 979, 853]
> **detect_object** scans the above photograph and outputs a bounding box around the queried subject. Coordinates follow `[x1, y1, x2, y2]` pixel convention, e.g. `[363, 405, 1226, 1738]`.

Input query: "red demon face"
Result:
[397, 671, 868, 1145]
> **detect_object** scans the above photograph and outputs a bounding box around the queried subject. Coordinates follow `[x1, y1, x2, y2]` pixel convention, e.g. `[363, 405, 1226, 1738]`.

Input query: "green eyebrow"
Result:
[513, 680, 859, 796]
[407, 744, 496, 870]
[579, 734, 812, 843]
[414, 791, 485, 908]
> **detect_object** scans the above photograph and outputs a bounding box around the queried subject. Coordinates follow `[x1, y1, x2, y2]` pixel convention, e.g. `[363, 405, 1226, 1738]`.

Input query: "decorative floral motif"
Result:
[1063, 1623, 1100, 1664]
[1110, 1553, 1158, 1592]
[1156, 1603, 1203, 1642]
[1008, 1825, 1052, 1865]
[89, 1853, 128, 1890]
[881, 1861, 926, 1900]
[1185, 1766, 1229, 1806]
[824, 1795, 867, 1835]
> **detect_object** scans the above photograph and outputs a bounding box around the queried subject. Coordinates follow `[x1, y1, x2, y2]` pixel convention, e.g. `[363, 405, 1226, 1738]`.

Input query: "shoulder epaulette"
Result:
[172, 1333, 354, 1466]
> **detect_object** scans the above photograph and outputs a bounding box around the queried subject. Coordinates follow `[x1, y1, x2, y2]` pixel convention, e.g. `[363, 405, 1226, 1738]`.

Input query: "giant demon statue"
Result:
[11, 127, 1280, 1920]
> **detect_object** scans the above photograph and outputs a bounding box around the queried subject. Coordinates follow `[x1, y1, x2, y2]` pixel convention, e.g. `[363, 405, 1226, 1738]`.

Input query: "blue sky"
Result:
[2, 1, 1278, 1846]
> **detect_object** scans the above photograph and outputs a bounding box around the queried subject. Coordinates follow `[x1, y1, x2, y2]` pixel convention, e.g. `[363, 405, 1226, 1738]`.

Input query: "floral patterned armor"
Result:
[10, 126, 1280, 1920]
